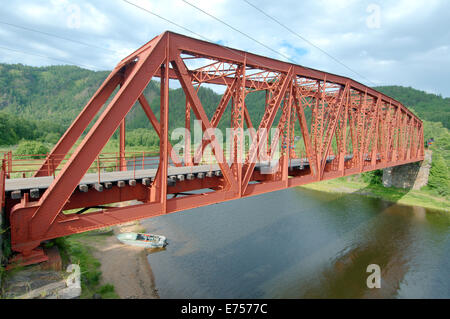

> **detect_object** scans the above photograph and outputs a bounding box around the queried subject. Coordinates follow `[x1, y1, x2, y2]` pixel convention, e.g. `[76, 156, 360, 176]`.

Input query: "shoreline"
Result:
[299, 178, 450, 213]
[77, 221, 159, 299]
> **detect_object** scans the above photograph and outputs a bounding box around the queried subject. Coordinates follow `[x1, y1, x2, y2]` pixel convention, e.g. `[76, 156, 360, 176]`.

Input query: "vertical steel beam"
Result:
[370, 96, 382, 167]
[185, 99, 192, 166]
[280, 84, 293, 185]
[391, 105, 401, 161]
[348, 97, 358, 168]
[138, 94, 182, 166]
[119, 119, 126, 171]
[288, 105, 297, 160]
[231, 59, 246, 196]
[338, 87, 350, 173]
[159, 46, 169, 212]
[385, 102, 395, 162]
[358, 91, 368, 172]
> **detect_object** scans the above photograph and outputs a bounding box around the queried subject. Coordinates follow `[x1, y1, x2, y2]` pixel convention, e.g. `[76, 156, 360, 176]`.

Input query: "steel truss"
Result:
[4, 32, 424, 266]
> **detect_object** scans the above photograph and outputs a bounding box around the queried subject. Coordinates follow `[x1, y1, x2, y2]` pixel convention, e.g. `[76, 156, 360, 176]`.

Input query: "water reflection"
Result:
[297, 204, 415, 298]
[141, 187, 450, 298]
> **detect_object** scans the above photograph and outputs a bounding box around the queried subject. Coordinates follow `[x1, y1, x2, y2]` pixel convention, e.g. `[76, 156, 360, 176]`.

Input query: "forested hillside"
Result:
[376, 85, 450, 129]
[0, 63, 448, 148]
[0, 64, 109, 126]
[0, 63, 238, 146]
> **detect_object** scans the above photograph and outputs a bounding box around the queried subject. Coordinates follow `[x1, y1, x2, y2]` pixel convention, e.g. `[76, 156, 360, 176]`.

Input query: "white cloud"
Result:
[0, 0, 448, 96]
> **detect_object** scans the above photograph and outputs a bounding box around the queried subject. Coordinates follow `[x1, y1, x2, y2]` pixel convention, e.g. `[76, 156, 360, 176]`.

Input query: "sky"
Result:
[0, 0, 449, 97]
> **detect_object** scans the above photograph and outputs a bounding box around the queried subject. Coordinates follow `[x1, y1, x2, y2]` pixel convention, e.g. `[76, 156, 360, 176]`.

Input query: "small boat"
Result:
[117, 232, 167, 248]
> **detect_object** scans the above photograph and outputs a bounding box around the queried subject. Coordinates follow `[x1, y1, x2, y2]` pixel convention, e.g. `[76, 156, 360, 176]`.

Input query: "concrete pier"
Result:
[383, 151, 432, 190]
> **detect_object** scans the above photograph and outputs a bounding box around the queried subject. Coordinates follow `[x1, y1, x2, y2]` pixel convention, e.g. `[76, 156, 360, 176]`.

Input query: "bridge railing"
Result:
[1, 146, 377, 182]
[1, 150, 163, 180]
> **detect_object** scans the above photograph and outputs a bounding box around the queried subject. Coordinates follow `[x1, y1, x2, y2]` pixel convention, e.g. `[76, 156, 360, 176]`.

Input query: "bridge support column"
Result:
[119, 120, 126, 171]
[383, 150, 432, 190]
[7, 248, 48, 270]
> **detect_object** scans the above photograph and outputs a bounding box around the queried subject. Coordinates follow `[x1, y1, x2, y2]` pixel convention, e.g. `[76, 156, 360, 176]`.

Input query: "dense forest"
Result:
[376, 85, 450, 129]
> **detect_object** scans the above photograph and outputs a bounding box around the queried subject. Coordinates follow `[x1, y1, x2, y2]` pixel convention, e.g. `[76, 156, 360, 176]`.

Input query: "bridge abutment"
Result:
[382, 151, 432, 190]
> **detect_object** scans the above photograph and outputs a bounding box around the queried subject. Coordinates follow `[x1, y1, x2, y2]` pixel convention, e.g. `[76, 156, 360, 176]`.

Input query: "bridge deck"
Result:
[4, 157, 324, 193]
[4, 155, 356, 198]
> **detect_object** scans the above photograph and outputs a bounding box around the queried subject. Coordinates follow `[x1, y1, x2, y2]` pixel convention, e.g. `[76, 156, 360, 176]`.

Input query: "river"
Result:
[140, 187, 449, 298]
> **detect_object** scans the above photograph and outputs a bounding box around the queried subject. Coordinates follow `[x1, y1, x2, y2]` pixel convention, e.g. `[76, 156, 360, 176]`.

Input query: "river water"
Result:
[141, 187, 450, 298]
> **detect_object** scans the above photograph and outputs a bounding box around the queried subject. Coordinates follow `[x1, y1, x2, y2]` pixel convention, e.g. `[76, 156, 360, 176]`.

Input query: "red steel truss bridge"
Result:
[0, 31, 424, 267]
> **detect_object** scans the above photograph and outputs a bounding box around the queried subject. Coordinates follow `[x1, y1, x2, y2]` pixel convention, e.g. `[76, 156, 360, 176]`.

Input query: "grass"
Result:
[48, 231, 119, 299]
[98, 139, 158, 154]
[301, 176, 450, 212]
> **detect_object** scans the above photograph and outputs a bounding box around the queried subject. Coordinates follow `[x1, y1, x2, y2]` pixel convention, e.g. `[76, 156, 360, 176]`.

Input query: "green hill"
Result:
[0, 63, 448, 147]
[375, 85, 450, 129]
[0, 63, 236, 146]
[0, 63, 448, 196]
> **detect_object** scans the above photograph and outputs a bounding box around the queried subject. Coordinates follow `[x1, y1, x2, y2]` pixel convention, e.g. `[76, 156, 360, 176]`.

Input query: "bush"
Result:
[125, 128, 159, 148]
[428, 153, 449, 196]
[361, 169, 383, 185]
[52, 236, 117, 298]
[14, 140, 50, 159]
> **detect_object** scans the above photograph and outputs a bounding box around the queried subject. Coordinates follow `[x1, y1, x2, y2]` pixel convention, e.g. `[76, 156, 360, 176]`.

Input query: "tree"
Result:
[428, 153, 449, 196]
[15, 140, 50, 159]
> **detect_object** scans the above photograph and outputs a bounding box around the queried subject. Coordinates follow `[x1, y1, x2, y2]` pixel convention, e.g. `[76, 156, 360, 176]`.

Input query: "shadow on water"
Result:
[293, 200, 413, 298]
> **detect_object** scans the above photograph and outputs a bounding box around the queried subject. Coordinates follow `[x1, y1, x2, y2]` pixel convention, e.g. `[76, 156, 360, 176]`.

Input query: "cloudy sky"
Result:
[1, 0, 449, 96]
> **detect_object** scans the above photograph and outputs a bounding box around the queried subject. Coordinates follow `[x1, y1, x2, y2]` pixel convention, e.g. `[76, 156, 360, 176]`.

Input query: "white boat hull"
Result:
[116, 232, 167, 248]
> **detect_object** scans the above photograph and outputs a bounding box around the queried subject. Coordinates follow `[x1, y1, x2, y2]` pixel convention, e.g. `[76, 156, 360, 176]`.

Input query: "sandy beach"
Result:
[79, 221, 159, 299]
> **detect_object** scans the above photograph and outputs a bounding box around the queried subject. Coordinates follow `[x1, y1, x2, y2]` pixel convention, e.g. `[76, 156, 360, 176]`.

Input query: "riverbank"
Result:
[1, 221, 160, 299]
[299, 177, 450, 212]
[72, 221, 159, 299]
